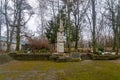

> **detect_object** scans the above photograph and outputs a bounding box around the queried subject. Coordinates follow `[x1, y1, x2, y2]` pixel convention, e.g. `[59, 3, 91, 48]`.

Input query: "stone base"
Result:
[57, 43, 64, 53]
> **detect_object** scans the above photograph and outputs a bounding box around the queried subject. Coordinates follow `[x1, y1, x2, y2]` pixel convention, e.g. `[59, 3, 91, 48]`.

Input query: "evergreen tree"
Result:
[45, 8, 76, 50]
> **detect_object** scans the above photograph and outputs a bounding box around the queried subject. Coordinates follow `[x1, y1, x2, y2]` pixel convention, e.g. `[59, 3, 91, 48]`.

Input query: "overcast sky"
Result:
[26, 0, 38, 31]
[2, 0, 115, 40]
[26, 0, 52, 33]
[7, 0, 102, 38]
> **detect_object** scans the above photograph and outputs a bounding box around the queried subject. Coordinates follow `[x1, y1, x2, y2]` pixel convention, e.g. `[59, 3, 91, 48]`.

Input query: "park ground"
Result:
[0, 60, 120, 80]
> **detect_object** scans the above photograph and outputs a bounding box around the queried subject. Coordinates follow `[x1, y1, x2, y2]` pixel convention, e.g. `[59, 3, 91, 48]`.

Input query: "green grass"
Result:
[0, 60, 120, 80]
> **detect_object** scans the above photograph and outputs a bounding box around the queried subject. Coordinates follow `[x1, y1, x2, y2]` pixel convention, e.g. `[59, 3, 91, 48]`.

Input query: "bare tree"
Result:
[3, 0, 11, 51]
[91, 0, 97, 53]
[115, 0, 120, 54]
[36, 0, 48, 38]
[0, 0, 3, 51]
[71, 0, 90, 50]
[3, 0, 33, 51]
[103, 0, 118, 53]
[49, 0, 58, 51]
[66, 0, 71, 53]
[13, 0, 33, 51]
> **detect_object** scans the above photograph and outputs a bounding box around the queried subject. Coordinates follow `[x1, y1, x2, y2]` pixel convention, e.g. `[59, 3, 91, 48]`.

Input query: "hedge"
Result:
[9, 53, 51, 61]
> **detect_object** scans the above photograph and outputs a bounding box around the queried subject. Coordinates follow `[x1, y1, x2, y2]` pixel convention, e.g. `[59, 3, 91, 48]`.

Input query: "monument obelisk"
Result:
[57, 19, 64, 53]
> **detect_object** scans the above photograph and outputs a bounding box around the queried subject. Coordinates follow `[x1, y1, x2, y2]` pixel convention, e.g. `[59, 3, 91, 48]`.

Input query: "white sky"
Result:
[27, 0, 91, 40]
[2, 0, 116, 40]
[27, 0, 52, 32]
[27, 0, 38, 31]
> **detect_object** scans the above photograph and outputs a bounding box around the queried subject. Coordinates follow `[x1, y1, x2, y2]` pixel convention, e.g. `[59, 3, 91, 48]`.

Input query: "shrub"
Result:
[28, 38, 50, 50]
[0, 54, 13, 64]
[98, 45, 104, 52]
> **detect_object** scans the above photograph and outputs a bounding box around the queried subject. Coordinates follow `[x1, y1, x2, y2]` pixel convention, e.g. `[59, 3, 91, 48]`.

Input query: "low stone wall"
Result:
[81, 53, 92, 60]
[89, 54, 120, 60]
[9, 53, 51, 61]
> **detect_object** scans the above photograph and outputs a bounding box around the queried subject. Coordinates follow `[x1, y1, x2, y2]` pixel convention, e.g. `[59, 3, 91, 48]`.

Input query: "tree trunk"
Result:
[6, 28, 10, 52]
[91, 0, 96, 53]
[0, 21, 1, 51]
[16, 26, 20, 51]
[67, 0, 71, 53]
[116, 31, 119, 55]
[0, 1, 2, 51]
[113, 32, 116, 51]
[116, 0, 120, 54]
[75, 25, 79, 50]
[16, 1, 22, 51]
[5, 2, 10, 51]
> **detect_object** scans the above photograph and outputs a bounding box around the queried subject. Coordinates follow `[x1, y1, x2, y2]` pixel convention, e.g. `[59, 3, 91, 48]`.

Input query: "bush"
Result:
[94, 45, 104, 55]
[28, 38, 50, 50]
[0, 54, 13, 64]
[98, 45, 104, 52]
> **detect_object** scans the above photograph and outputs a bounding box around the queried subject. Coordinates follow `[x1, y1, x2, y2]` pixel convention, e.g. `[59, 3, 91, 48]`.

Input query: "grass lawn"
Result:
[0, 60, 120, 80]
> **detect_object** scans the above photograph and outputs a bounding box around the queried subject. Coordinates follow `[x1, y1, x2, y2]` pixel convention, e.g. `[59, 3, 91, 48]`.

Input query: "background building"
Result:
[0, 36, 26, 51]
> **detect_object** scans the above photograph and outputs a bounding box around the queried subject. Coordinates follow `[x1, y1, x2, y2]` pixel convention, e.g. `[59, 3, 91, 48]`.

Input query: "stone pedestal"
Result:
[57, 42, 64, 53]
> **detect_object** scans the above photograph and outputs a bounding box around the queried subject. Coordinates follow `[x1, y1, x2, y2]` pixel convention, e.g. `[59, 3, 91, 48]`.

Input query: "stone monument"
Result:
[57, 19, 64, 53]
